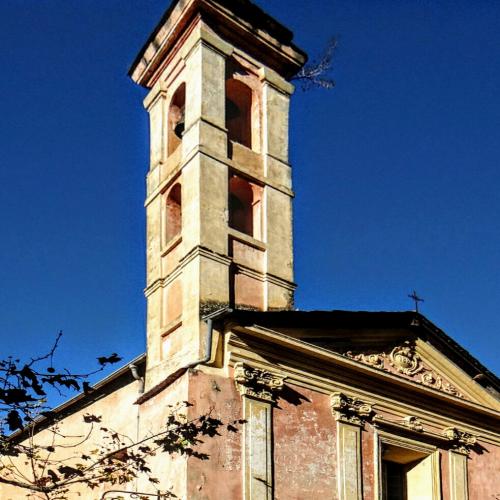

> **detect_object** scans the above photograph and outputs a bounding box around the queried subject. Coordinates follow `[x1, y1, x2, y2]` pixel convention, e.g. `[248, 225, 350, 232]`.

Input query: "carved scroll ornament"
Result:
[331, 392, 374, 426]
[346, 352, 385, 370]
[345, 342, 464, 399]
[233, 362, 285, 402]
[389, 345, 423, 376]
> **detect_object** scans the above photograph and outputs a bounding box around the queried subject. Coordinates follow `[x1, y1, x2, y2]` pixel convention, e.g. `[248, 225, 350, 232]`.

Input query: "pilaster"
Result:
[183, 38, 228, 159]
[234, 362, 285, 500]
[449, 451, 468, 500]
[331, 392, 374, 500]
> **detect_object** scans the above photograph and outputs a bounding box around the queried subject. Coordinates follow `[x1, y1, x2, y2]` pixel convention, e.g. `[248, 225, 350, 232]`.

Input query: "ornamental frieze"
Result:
[331, 392, 374, 426]
[233, 362, 285, 402]
[443, 427, 477, 455]
[344, 342, 464, 399]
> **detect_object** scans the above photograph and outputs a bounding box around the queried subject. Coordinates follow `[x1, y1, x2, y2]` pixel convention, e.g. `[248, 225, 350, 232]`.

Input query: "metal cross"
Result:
[408, 290, 424, 313]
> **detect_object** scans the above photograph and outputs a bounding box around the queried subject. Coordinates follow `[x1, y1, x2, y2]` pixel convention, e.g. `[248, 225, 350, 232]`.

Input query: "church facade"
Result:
[3, 0, 499, 499]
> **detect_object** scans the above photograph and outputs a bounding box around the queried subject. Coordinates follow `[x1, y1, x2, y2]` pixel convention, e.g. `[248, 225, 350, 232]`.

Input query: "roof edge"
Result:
[225, 309, 500, 392]
[128, 0, 307, 84]
[9, 353, 146, 442]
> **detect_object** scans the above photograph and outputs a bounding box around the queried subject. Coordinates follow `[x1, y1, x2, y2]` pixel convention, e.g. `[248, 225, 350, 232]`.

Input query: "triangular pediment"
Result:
[301, 326, 499, 408]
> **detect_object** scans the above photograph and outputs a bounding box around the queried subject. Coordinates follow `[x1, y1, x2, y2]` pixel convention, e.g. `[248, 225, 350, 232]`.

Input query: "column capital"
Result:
[331, 391, 374, 427]
[234, 362, 285, 403]
[443, 427, 477, 455]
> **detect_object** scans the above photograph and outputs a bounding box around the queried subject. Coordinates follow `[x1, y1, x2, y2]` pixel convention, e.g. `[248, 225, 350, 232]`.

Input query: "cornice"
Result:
[180, 244, 232, 268]
[333, 392, 478, 455]
[129, 0, 307, 87]
[145, 143, 294, 208]
[144, 245, 231, 297]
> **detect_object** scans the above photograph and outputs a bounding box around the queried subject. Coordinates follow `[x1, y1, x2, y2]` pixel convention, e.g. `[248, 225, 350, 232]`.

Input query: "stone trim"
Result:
[337, 421, 363, 500]
[242, 397, 273, 500]
[226, 332, 500, 445]
[372, 415, 481, 457]
[449, 451, 469, 500]
[331, 391, 372, 500]
[143, 80, 169, 110]
[258, 67, 295, 95]
[403, 415, 424, 432]
[145, 145, 295, 205]
[180, 25, 233, 61]
[372, 415, 435, 438]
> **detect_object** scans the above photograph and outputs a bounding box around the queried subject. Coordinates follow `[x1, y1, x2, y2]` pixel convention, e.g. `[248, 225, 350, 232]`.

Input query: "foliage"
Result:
[0, 333, 242, 499]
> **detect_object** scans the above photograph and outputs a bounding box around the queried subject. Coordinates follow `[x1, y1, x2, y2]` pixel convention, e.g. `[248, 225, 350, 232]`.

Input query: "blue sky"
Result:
[0, 0, 499, 380]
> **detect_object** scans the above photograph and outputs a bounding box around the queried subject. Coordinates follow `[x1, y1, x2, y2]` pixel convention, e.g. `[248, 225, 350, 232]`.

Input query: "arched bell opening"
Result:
[226, 79, 252, 149]
[229, 175, 261, 239]
[168, 83, 186, 155]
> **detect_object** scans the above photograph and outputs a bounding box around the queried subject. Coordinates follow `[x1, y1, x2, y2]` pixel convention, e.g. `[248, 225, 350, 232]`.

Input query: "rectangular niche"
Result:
[231, 270, 264, 311]
[162, 278, 183, 329]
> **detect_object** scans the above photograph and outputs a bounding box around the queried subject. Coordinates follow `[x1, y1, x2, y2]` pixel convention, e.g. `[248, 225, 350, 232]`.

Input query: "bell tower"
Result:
[130, 0, 307, 387]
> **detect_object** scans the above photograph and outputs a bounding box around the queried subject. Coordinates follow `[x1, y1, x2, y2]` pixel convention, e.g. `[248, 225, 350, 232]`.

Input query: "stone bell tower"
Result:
[129, 0, 306, 387]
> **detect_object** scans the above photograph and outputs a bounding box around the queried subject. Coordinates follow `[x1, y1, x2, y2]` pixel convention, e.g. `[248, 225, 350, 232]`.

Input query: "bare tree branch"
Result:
[293, 37, 337, 91]
[0, 338, 242, 499]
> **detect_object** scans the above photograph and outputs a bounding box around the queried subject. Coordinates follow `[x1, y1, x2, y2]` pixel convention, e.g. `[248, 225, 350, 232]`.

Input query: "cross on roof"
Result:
[408, 290, 424, 313]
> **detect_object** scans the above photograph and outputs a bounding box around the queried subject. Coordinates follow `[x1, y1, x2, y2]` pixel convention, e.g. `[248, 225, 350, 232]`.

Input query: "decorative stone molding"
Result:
[234, 362, 285, 402]
[344, 342, 464, 399]
[443, 427, 477, 455]
[403, 416, 424, 432]
[331, 392, 374, 426]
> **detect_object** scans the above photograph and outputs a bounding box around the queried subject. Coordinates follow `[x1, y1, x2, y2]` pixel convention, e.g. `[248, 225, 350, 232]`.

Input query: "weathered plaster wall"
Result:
[467, 440, 500, 500]
[136, 373, 189, 498]
[186, 369, 243, 500]
[361, 425, 375, 500]
[0, 373, 192, 500]
[440, 449, 452, 500]
[273, 384, 337, 499]
[0, 379, 140, 500]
